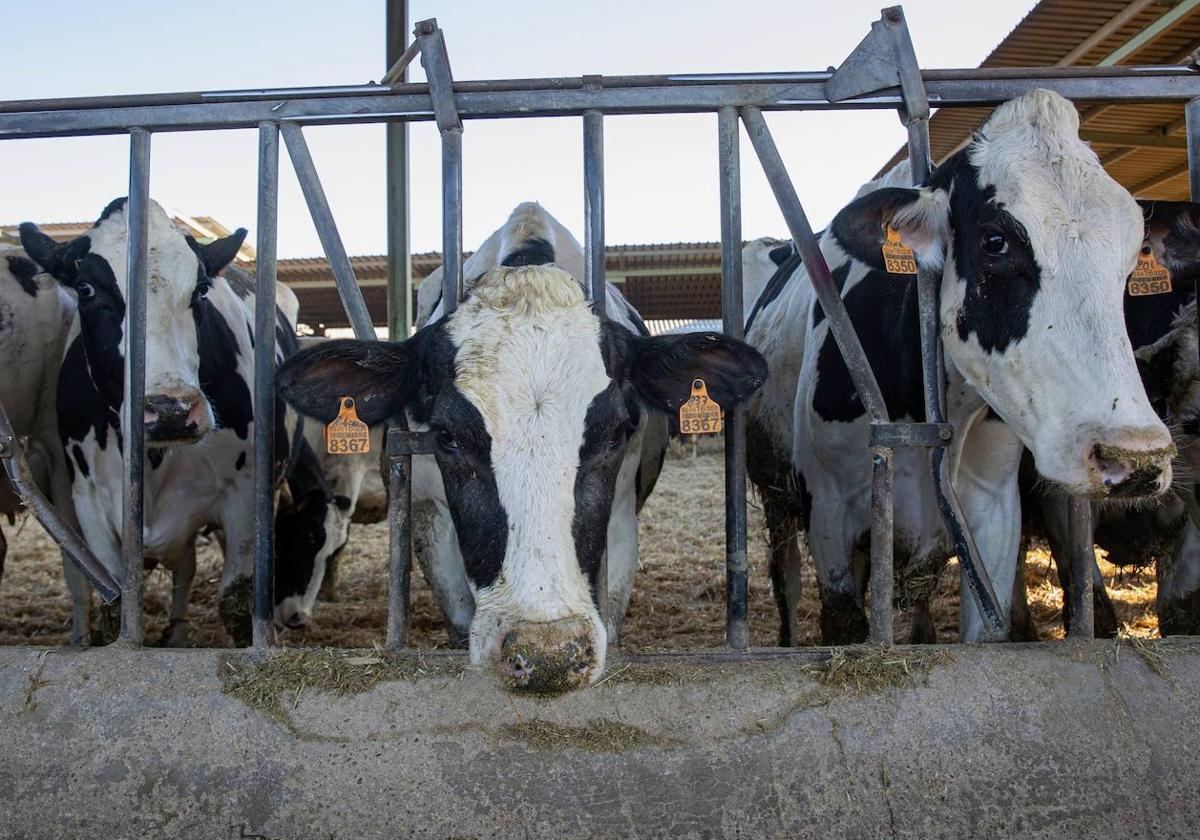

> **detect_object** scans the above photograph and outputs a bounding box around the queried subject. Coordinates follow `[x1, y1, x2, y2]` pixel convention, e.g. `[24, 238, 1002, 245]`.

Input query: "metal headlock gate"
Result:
[2, 6, 1199, 650]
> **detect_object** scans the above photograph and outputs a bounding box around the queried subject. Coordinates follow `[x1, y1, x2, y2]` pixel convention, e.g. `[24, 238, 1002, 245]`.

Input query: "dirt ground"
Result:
[0, 439, 1160, 648]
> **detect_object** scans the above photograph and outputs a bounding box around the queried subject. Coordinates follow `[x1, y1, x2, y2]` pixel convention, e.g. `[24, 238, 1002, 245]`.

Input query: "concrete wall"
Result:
[1, 641, 1197, 839]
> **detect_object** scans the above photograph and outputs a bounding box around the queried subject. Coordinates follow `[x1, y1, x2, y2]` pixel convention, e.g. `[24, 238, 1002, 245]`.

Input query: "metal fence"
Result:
[3, 6, 1200, 650]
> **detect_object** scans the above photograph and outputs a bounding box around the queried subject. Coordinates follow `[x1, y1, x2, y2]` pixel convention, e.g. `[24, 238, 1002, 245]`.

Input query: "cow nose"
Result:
[144, 392, 206, 441]
[498, 623, 597, 694]
[284, 611, 309, 630]
[1086, 429, 1175, 497]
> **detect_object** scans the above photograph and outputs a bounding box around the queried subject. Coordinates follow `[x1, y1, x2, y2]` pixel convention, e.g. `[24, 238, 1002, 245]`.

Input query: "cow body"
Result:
[745, 90, 1172, 646]
[279, 202, 765, 690]
[0, 247, 77, 582]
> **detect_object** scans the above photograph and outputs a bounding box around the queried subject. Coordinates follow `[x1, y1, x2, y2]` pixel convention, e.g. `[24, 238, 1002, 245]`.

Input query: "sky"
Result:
[0, 1, 1035, 258]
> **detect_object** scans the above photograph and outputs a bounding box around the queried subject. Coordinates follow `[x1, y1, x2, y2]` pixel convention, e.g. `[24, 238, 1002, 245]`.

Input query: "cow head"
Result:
[830, 89, 1173, 498]
[20, 199, 246, 445]
[278, 263, 766, 691]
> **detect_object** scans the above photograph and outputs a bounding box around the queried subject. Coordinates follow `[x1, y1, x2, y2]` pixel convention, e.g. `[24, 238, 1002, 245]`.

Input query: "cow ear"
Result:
[18, 223, 75, 281]
[189, 229, 248, 277]
[619, 328, 767, 412]
[277, 338, 414, 426]
[1142, 200, 1200, 276]
[829, 186, 950, 273]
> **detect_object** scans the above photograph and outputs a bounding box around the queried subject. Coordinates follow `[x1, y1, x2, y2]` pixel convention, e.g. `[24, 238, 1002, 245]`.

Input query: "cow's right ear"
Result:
[277, 339, 414, 426]
[829, 186, 950, 273]
[18, 223, 74, 282]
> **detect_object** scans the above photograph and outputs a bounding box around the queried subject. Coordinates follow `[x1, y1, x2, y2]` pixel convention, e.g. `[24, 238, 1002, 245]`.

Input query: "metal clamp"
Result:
[869, 422, 953, 448]
[386, 427, 437, 457]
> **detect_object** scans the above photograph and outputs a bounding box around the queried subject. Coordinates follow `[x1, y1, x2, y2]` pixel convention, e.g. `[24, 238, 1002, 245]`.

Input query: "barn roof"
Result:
[879, 0, 1200, 198]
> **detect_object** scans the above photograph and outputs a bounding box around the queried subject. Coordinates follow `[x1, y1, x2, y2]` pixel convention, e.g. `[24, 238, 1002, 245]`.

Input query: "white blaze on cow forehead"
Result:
[448, 264, 609, 643]
[86, 200, 202, 301]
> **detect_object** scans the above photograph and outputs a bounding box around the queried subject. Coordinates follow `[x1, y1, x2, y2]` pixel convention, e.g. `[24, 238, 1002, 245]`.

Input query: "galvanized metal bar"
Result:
[279, 122, 375, 340]
[441, 129, 464, 314]
[1065, 498, 1095, 638]
[738, 106, 888, 423]
[583, 109, 606, 312]
[0, 408, 119, 602]
[386, 0, 413, 341]
[718, 107, 749, 650]
[1188, 97, 1200, 200]
[7, 73, 1200, 139]
[869, 448, 894, 644]
[869, 422, 952, 448]
[386, 436, 413, 650]
[251, 122, 279, 649]
[120, 128, 151, 646]
[416, 19, 462, 133]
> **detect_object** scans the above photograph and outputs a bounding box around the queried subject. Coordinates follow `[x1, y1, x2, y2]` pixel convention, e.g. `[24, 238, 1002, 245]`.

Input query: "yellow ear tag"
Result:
[882, 224, 918, 275]
[325, 396, 370, 455]
[679, 378, 723, 436]
[1128, 250, 1172, 296]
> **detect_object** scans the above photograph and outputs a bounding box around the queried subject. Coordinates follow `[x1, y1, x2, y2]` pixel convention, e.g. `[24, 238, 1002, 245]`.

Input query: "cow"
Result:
[20, 199, 298, 646]
[744, 89, 1174, 647]
[277, 201, 766, 691]
[0, 247, 77, 585]
[1019, 200, 1200, 638]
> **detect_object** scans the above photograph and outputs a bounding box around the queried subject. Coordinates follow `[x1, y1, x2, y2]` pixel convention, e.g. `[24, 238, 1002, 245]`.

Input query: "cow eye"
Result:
[982, 232, 1008, 256]
[436, 428, 459, 452]
[196, 281, 211, 300]
[1141, 243, 1153, 256]
[77, 281, 95, 300]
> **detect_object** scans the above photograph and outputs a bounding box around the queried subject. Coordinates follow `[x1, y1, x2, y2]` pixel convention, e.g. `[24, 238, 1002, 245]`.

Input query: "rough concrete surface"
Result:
[0, 641, 1197, 839]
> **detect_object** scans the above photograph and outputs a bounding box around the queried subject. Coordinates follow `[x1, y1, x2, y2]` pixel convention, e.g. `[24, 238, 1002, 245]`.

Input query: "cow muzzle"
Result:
[1084, 427, 1175, 498]
[497, 618, 599, 694]
[144, 391, 209, 443]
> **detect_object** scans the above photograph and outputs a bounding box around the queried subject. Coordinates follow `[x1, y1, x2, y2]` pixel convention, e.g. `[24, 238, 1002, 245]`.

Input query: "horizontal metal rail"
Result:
[3, 71, 1200, 139]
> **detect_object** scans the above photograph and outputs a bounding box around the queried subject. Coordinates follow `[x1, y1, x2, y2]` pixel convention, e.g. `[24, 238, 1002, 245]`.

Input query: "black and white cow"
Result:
[1021, 200, 1200, 638]
[20, 199, 299, 646]
[745, 90, 1174, 646]
[0, 246, 77, 582]
[278, 202, 766, 691]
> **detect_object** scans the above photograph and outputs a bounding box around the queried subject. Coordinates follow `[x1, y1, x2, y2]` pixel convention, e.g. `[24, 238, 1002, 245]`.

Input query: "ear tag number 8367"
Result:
[679, 379, 723, 436]
[325, 396, 370, 455]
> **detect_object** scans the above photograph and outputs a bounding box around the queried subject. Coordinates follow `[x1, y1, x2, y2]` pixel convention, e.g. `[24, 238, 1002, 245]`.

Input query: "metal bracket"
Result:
[826, 6, 929, 120]
[416, 19, 461, 133]
[386, 427, 437, 457]
[869, 422, 953, 448]
[382, 39, 422, 86]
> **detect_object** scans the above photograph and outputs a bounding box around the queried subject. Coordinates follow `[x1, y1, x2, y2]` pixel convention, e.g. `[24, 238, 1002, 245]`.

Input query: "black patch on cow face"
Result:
[501, 237, 555, 267]
[70, 444, 89, 479]
[812, 268, 924, 423]
[932, 154, 1043, 353]
[73, 252, 126, 414]
[6, 256, 39, 297]
[192, 264, 253, 439]
[147, 448, 164, 469]
[235, 451, 246, 471]
[745, 247, 804, 333]
[573, 382, 638, 600]
[769, 242, 793, 266]
[430, 384, 509, 590]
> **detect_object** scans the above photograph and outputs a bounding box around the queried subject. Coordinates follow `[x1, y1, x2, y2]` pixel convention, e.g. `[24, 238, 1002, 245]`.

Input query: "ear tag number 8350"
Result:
[882, 224, 918, 276]
[325, 396, 370, 455]
[679, 379, 723, 436]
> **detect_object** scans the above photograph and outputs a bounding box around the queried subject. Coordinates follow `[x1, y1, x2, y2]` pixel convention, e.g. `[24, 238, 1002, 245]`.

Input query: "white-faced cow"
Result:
[20, 199, 304, 646]
[0, 246, 77, 584]
[745, 90, 1174, 646]
[278, 202, 765, 691]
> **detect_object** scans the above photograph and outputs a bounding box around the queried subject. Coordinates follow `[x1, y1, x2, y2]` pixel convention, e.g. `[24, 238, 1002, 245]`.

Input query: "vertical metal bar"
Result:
[1065, 497, 1095, 638]
[583, 110, 606, 312]
[441, 128, 463, 313]
[869, 448, 894, 644]
[1187, 98, 1200, 363]
[279, 122, 375, 340]
[252, 122, 279, 649]
[386, 0, 412, 341]
[120, 128, 150, 646]
[386, 439, 413, 650]
[718, 107, 749, 650]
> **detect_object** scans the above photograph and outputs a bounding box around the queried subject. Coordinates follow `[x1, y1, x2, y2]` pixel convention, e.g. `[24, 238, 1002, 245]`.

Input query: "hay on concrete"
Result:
[806, 646, 951, 694]
[498, 719, 681, 753]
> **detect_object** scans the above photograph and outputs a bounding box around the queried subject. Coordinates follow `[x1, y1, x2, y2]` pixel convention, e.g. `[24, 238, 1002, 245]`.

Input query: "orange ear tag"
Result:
[1127, 250, 1173, 297]
[678, 379, 723, 436]
[881, 224, 918, 275]
[325, 396, 370, 455]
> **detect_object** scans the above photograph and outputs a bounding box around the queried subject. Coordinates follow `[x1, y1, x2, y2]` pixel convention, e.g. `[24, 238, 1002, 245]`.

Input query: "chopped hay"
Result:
[1117, 633, 1172, 681]
[497, 719, 681, 753]
[217, 576, 253, 647]
[806, 646, 951, 694]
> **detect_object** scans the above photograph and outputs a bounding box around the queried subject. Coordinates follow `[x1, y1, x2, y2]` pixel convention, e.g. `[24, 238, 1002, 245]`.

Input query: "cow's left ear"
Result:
[277, 337, 416, 426]
[613, 327, 768, 412]
[1142, 200, 1200, 276]
[187, 228, 248, 277]
[829, 186, 950, 273]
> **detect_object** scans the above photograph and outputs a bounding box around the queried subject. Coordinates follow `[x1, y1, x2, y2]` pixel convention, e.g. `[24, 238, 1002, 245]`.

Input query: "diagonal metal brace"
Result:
[415, 19, 461, 133]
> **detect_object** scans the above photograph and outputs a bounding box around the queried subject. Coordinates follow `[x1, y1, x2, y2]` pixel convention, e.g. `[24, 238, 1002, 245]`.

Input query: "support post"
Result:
[120, 128, 151, 646]
[440, 129, 463, 314]
[386, 0, 412, 340]
[280, 122, 375, 340]
[252, 122, 279, 648]
[1065, 498, 1095, 638]
[718, 107, 749, 650]
[583, 107, 608, 623]
[386, 435, 413, 650]
[869, 448, 894, 644]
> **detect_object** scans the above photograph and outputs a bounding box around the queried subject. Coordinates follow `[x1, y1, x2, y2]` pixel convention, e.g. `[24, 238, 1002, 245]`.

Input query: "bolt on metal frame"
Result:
[3, 7, 1199, 650]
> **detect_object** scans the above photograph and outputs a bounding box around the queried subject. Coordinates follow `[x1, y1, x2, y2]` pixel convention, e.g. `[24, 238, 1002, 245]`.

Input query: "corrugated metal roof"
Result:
[879, 0, 1200, 199]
